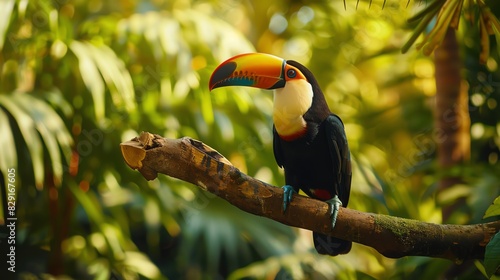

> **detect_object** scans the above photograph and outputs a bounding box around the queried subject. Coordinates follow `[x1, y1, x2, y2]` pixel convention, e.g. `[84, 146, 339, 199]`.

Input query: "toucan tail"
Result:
[313, 232, 352, 256]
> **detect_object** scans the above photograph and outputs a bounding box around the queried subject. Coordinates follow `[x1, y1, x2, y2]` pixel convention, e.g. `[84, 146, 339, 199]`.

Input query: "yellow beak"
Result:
[209, 53, 305, 91]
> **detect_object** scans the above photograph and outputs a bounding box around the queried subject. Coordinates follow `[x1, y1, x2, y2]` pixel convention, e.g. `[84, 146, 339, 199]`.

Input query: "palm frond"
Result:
[0, 108, 17, 182]
[70, 40, 136, 119]
[403, 0, 500, 62]
[0, 0, 15, 51]
[178, 196, 295, 276]
[12, 93, 73, 185]
[0, 94, 44, 188]
[0, 92, 72, 188]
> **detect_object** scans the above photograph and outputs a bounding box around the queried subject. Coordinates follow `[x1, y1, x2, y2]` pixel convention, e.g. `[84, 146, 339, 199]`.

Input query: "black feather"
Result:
[273, 60, 352, 256]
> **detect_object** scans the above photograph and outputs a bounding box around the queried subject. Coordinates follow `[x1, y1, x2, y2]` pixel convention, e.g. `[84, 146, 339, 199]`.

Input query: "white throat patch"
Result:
[272, 79, 313, 137]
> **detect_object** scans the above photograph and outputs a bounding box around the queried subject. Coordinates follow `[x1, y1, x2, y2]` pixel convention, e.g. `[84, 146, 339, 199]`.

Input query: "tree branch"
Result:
[120, 132, 500, 262]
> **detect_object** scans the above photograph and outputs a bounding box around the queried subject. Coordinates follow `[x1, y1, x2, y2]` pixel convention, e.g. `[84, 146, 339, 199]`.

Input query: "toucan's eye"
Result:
[287, 69, 297, 78]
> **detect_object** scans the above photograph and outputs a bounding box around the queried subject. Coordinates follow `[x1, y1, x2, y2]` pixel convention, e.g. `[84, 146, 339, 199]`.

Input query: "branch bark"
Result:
[120, 132, 500, 262]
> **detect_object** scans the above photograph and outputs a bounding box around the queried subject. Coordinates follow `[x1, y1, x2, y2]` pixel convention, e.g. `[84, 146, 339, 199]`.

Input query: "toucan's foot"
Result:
[282, 185, 296, 212]
[326, 195, 342, 229]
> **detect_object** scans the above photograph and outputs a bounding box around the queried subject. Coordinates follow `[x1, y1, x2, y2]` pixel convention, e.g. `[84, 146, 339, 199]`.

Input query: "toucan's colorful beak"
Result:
[209, 53, 287, 91]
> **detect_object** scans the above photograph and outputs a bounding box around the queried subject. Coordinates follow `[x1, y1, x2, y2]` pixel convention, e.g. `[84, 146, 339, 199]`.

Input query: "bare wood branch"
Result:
[120, 132, 500, 262]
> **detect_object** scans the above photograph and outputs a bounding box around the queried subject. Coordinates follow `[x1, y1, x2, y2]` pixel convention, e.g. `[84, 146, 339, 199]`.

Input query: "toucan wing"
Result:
[324, 114, 352, 206]
[272, 125, 284, 168]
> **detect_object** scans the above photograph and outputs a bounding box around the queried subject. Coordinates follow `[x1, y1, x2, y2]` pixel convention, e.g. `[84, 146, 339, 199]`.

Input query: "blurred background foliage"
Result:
[0, 0, 499, 279]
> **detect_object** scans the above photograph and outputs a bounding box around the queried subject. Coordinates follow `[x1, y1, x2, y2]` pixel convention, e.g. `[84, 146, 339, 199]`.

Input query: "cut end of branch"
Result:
[120, 139, 146, 170]
[121, 132, 233, 182]
[120, 131, 166, 180]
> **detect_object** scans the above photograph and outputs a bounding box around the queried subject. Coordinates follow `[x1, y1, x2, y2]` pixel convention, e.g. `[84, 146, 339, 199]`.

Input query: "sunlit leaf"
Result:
[158, 17, 181, 56]
[418, 0, 461, 55]
[87, 258, 111, 280]
[17, 0, 28, 20]
[0, 94, 44, 188]
[70, 40, 106, 120]
[404, 0, 500, 63]
[484, 196, 500, 219]
[43, 89, 73, 118]
[437, 184, 471, 205]
[101, 223, 125, 260]
[199, 89, 214, 124]
[143, 196, 161, 248]
[123, 251, 163, 280]
[0, 107, 17, 181]
[153, 184, 182, 236]
[12, 93, 73, 186]
[89, 42, 135, 112]
[402, 11, 437, 54]
[0, 0, 15, 51]
[70, 40, 136, 119]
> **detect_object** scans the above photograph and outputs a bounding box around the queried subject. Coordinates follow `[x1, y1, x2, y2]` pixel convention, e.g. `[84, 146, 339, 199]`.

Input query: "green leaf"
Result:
[402, 0, 447, 54]
[70, 40, 106, 120]
[0, 107, 17, 180]
[484, 196, 500, 219]
[402, 11, 436, 54]
[437, 184, 471, 205]
[407, 0, 446, 24]
[69, 181, 105, 225]
[484, 232, 500, 278]
[0, 94, 44, 188]
[43, 89, 74, 118]
[123, 251, 163, 280]
[88, 42, 135, 112]
[71, 40, 136, 117]
[17, 0, 29, 20]
[11, 93, 73, 186]
[0, 0, 15, 51]
[199, 88, 214, 124]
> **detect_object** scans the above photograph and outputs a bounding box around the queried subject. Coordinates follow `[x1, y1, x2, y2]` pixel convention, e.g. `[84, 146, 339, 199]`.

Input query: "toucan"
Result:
[209, 53, 352, 256]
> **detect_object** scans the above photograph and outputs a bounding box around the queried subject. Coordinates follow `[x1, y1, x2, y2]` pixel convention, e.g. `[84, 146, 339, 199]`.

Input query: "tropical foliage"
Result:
[1, 0, 499, 279]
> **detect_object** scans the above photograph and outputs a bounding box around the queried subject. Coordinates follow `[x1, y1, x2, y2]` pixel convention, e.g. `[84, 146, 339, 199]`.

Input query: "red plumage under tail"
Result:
[313, 232, 352, 256]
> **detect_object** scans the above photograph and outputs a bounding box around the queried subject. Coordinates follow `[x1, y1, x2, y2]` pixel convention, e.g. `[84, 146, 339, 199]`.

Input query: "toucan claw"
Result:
[282, 185, 296, 212]
[326, 195, 342, 229]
